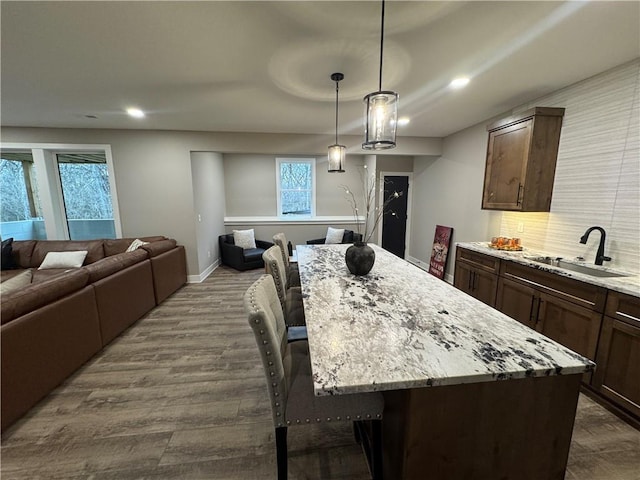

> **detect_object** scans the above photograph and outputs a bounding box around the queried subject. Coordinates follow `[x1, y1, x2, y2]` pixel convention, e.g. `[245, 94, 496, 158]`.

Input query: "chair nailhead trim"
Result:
[316, 418, 321, 422]
[296, 420, 301, 424]
[286, 421, 291, 425]
[306, 419, 310, 423]
[346, 416, 351, 420]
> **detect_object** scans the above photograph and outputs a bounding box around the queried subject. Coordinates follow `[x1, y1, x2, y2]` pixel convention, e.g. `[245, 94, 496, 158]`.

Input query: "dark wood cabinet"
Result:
[593, 292, 640, 418]
[456, 245, 638, 421]
[496, 275, 602, 361]
[482, 107, 564, 212]
[453, 248, 499, 307]
[497, 262, 605, 360]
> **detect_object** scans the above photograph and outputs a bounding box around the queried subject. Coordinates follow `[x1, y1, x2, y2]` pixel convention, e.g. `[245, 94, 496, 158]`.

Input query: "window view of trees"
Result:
[58, 160, 113, 220]
[279, 160, 313, 216]
[1, 152, 116, 240]
[0, 156, 41, 222]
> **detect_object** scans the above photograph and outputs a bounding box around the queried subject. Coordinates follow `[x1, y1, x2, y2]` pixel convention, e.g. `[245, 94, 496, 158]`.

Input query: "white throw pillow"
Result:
[325, 227, 345, 244]
[233, 229, 257, 249]
[0, 269, 32, 295]
[38, 250, 88, 270]
[126, 238, 149, 252]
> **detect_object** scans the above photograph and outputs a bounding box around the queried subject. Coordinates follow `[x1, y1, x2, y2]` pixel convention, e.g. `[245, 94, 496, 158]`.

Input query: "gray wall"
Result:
[191, 151, 226, 277]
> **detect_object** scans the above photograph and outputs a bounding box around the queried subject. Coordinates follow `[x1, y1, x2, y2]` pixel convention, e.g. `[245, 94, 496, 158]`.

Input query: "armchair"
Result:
[306, 229, 363, 245]
[219, 234, 273, 271]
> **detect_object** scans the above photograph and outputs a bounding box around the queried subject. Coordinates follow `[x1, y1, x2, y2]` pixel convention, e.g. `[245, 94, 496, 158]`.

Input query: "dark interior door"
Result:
[381, 175, 409, 258]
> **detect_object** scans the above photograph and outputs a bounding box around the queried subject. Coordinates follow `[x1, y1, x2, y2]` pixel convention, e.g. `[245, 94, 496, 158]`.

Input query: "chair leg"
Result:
[275, 426, 288, 480]
[353, 420, 362, 444]
[371, 419, 383, 480]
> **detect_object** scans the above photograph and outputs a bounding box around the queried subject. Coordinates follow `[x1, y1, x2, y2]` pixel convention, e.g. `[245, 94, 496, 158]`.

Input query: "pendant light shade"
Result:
[328, 72, 346, 173]
[362, 0, 398, 150]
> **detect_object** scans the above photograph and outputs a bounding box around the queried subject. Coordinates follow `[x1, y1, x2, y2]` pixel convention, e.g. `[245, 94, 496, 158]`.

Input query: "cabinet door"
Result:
[453, 262, 473, 296]
[496, 277, 537, 329]
[454, 263, 497, 307]
[472, 269, 498, 307]
[482, 119, 532, 210]
[536, 291, 602, 360]
[593, 316, 640, 418]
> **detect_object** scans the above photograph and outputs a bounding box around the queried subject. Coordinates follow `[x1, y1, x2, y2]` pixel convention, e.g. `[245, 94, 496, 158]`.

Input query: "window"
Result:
[56, 153, 116, 240]
[0, 143, 121, 241]
[0, 152, 46, 240]
[276, 158, 315, 217]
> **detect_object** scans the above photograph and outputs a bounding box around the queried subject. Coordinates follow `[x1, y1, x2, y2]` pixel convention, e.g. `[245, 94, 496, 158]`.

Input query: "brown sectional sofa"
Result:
[0, 236, 187, 431]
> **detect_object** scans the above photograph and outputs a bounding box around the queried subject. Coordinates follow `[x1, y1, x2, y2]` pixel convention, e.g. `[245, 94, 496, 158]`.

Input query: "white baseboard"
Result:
[406, 255, 453, 284]
[188, 258, 220, 283]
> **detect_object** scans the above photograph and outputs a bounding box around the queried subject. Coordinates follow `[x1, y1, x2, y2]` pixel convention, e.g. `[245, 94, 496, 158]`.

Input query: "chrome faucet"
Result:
[579, 226, 611, 266]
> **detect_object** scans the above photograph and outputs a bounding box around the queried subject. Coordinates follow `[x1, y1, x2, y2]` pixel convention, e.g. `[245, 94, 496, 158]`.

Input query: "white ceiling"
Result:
[1, 1, 639, 139]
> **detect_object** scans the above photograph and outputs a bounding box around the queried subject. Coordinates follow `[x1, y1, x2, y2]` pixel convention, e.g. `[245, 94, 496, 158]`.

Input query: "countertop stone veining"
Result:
[456, 242, 640, 298]
[297, 244, 594, 397]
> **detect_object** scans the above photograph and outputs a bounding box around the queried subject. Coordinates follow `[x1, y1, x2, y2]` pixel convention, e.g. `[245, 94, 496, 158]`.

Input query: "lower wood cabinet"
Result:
[454, 261, 498, 307]
[453, 248, 499, 307]
[592, 292, 640, 418]
[455, 246, 638, 420]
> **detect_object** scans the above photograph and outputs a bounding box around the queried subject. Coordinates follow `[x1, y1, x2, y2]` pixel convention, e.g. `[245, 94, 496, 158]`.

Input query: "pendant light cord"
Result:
[378, 0, 385, 92]
[335, 79, 339, 144]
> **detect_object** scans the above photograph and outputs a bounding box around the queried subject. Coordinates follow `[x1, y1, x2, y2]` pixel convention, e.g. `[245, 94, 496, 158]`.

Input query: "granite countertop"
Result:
[456, 242, 640, 298]
[297, 244, 594, 397]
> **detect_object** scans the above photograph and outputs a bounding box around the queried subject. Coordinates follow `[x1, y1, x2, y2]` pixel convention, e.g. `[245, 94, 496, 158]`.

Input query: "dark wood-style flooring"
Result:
[1, 266, 638, 479]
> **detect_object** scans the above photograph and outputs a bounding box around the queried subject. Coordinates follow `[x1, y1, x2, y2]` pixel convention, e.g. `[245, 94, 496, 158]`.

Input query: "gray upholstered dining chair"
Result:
[272, 232, 300, 287]
[263, 246, 305, 327]
[244, 275, 384, 480]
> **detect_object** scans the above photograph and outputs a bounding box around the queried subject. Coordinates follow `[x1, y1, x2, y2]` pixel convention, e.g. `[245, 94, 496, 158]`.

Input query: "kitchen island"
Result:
[297, 244, 594, 480]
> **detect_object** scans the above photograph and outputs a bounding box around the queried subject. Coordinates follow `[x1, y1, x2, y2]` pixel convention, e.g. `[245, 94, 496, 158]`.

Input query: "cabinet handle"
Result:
[529, 297, 539, 324]
[468, 271, 473, 291]
[516, 183, 523, 205]
[535, 299, 544, 324]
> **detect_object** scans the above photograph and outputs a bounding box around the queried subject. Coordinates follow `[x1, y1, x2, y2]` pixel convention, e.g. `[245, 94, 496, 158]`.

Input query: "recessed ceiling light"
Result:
[397, 117, 410, 126]
[449, 77, 470, 89]
[126, 108, 145, 118]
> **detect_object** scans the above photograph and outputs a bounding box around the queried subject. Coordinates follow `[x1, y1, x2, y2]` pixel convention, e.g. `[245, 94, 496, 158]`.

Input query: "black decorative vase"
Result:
[345, 242, 375, 276]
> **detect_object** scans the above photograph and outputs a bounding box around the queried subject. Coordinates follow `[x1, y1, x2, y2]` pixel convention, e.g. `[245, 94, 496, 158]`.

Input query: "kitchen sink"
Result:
[527, 257, 630, 278]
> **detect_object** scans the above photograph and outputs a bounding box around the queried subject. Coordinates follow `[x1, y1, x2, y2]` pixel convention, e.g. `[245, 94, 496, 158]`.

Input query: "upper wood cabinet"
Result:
[482, 107, 565, 211]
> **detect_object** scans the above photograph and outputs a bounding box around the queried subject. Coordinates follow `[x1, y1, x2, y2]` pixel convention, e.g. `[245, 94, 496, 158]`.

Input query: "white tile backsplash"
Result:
[501, 59, 640, 274]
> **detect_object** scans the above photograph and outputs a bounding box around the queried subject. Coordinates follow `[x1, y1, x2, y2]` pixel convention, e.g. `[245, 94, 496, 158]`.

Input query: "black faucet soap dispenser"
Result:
[579, 226, 611, 266]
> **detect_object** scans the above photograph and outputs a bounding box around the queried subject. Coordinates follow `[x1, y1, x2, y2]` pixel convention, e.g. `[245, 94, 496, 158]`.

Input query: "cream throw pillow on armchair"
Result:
[325, 227, 345, 244]
[233, 229, 257, 250]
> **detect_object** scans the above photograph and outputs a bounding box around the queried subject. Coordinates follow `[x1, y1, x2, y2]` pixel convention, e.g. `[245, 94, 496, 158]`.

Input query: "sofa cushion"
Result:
[11, 240, 37, 268]
[31, 240, 104, 266]
[83, 249, 148, 283]
[38, 251, 88, 270]
[233, 229, 256, 249]
[1, 269, 90, 325]
[1, 238, 18, 270]
[0, 269, 32, 295]
[140, 239, 176, 258]
[103, 236, 167, 256]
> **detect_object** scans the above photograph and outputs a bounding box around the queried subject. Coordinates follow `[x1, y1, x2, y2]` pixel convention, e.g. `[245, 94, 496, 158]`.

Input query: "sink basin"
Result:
[527, 257, 630, 278]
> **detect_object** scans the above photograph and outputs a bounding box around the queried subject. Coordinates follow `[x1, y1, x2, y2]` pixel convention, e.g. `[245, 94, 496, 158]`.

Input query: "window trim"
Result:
[275, 157, 316, 219]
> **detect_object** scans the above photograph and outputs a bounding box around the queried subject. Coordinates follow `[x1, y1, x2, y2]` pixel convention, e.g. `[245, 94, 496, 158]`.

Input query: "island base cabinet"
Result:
[593, 316, 640, 418]
[382, 374, 582, 480]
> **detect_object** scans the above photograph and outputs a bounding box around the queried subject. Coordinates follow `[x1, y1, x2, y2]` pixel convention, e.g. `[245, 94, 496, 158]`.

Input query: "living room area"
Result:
[2, 2, 639, 479]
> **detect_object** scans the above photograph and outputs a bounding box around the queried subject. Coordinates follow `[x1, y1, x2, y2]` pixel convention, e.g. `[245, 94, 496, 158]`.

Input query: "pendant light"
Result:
[328, 72, 346, 172]
[362, 0, 398, 150]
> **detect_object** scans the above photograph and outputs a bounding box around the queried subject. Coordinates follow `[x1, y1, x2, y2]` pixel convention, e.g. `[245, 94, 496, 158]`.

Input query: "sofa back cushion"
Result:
[31, 240, 105, 267]
[11, 241, 37, 268]
[103, 236, 166, 256]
